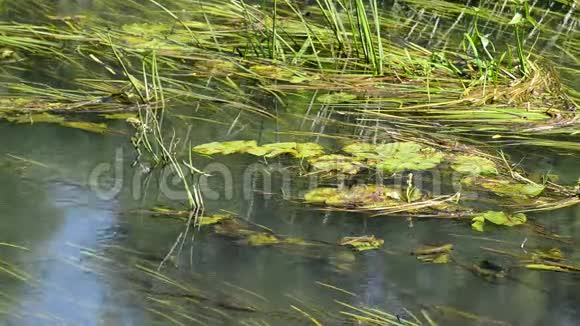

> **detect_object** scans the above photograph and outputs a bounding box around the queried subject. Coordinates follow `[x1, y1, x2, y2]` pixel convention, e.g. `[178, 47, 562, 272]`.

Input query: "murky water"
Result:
[1, 1, 579, 325]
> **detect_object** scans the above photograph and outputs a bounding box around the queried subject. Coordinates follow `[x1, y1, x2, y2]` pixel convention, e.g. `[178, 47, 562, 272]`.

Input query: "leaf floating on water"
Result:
[250, 142, 297, 157]
[340, 235, 384, 251]
[242, 232, 314, 247]
[525, 264, 569, 272]
[493, 182, 545, 198]
[418, 253, 450, 264]
[101, 113, 138, 120]
[342, 142, 378, 159]
[213, 219, 311, 247]
[198, 214, 232, 226]
[61, 121, 108, 134]
[247, 142, 324, 158]
[192, 140, 324, 158]
[412, 244, 454, 255]
[483, 211, 526, 226]
[317, 92, 357, 104]
[295, 142, 325, 158]
[249, 142, 323, 158]
[413, 244, 453, 264]
[192, 140, 259, 155]
[308, 154, 365, 175]
[471, 216, 485, 232]
[464, 177, 545, 199]
[451, 155, 498, 175]
[304, 185, 403, 208]
[375, 142, 444, 173]
[471, 211, 526, 232]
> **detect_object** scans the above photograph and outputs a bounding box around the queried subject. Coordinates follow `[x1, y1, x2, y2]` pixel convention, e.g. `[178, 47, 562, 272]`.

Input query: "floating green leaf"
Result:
[471, 216, 485, 232]
[253, 142, 298, 157]
[340, 235, 384, 251]
[464, 177, 545, 199]
[451, 155, 498, 175]
[525, 264, 569, 272]
[375, 142, 444, 173]
[413, 244, 453, 264]
[192, 140, 259, 155]
[304, 185, 404, 208]
[61, 121, 108, 134]
[418, 253, 450, 264]
[492, 182, 545, 198]
[471, 211, 527, 232]
[101, 113, 138, 120]
[198, 214, 232, 226]
[247, 142, 324, 158]
[308, 154, 365, 175]
[412, 244, 454, 255]
[484, 211, 526, 226]
[295, 142, 325, 158]
[342, 142, 378, 159]
[193, 141, 324, 158]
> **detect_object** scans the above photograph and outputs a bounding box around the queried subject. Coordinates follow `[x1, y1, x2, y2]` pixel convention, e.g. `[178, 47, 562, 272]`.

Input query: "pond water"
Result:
[0, 1, 579, 325]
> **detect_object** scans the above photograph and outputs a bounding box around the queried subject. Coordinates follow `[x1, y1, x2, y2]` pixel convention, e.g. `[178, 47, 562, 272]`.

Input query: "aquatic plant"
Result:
[471, 211, 527, 232]
[340, 235, 384, 251]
